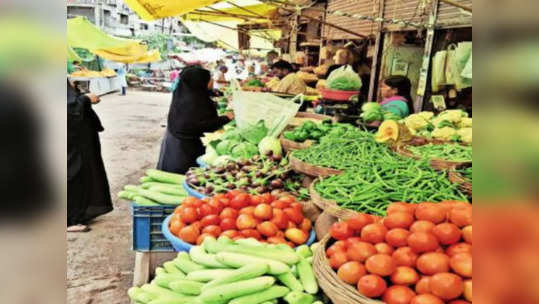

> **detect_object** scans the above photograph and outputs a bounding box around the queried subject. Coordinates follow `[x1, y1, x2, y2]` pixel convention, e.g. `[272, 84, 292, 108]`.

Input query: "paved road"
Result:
[67, 90, 171, 304]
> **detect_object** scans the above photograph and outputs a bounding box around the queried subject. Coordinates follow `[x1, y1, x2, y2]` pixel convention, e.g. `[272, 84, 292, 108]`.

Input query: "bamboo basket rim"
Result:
[279, 135, 314, 152]
[289, 154, 344, 177]
[448, 169, 472, 197]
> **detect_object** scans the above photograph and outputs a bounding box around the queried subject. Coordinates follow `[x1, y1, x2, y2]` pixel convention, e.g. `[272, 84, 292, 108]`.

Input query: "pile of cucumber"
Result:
[128, 236, 329, 304]
[118, 169, 188, 206]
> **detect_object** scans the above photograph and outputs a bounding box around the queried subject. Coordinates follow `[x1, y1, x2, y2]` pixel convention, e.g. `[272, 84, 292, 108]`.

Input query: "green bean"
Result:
[408, 143, 472, 162]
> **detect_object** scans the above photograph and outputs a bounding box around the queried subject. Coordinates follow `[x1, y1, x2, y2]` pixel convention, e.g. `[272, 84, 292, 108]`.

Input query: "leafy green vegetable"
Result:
[246, 78, 264, 87]
[239, 120, 268, 145]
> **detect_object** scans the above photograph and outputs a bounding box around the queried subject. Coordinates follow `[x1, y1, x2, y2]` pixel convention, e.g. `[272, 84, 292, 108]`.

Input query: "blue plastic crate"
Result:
[131, 203, 176, 252]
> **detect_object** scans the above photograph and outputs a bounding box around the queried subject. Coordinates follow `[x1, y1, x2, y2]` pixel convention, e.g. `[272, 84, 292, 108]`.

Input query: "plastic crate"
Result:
[131, 203, 176, 252]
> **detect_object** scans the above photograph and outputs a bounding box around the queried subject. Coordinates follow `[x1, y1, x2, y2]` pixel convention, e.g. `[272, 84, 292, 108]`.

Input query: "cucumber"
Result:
[134, 196, 160, 206]
[186, 269, 235, 282]
[305, 256, 313, 264]
[235, 238, 265, 247]
[204, 237, 299, 265]
[124, 185, 141, 192]
[138, 189, 183, 205]
[202, 263, 269, 291]
[118, 190, 137, 200]
[128, 286, 157, 303]
[155, 267, 167, 276]
[190, 246, 227, 268]
[150, 185, 187, 196]
[277, 272, 304, 292]
[275, 244, 295, 253]
[283, 291, 315, 304]
[148, 299, 199, 304]
[141, 283, 195, 301]
[215, 252, 290, 275]
[216, 236, 234, 245]
[140, 176, 155, 183]
[297, 258, 318, 294]
[163, 261, 184, 275]
[169, 279, 204, 295]
[199, 276, 275, 303]
[229, 286, 290, 304]
[141, 182, 182, 189]
[295, 245, 313, 258]
[146, 169, 185, 185]
[152, 273, 186, 288]
[174, 257, 206, 274]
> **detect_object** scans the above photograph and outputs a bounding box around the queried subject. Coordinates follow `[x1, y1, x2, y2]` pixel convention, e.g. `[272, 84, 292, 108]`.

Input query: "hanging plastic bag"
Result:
[455, 42, 472, 90]
[461, 52, 472, 79]
[431, 50, 447, 92]
[326, 65, 362, 91]
[445, 44, 458, 85]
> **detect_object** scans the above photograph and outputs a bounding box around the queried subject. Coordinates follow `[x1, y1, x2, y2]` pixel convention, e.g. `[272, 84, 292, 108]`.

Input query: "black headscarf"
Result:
[167, 67, 230, 139]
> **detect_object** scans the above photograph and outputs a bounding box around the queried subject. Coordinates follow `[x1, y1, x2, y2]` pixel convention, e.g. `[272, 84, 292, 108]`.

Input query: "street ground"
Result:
[67, 90, 171, 304]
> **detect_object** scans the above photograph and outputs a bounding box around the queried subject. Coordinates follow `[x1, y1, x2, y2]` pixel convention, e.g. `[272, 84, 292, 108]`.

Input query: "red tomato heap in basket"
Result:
[169, 190, 312, 247]
[327, 201, 472, 304]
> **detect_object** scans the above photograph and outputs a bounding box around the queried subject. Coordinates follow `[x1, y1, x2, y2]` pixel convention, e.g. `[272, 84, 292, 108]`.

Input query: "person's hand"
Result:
[86, 93, 100, 104]
[224, 111, 235, 120]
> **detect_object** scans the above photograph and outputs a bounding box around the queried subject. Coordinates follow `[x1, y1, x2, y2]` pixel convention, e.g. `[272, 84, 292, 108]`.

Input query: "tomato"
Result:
[387, 202, 415, 215]
[226, 190, 244, 199]
[461, 225, 472, 244]
[257, 221, 279, 238]
[361, 223, 388, 244]
[299, 218, 312, 232]
[241, 229, 261, 239]
[416, 252, 450, 275]
[271, 200, 290, 209]
[260, 193, 275, 204]
[236, 214, 257, 230]
[202, 225, 221, 237]
[415, 276, 432, 294]
[446, 242, 472, 256]
[448, 301, 470, 304]
[449, 205, 472, 227]
[432, 223, 461, 245]
[249, 195, 264, 206]
[190, 221, 202, 232]
[285, 228, 308, 245]
[410, 220, 436, 233]
[267, 236, 287, 244]
[326, 241, 347, 257]
[374, 242, 394, 255]
[383, 285, 416, 304]
[365, 254, 396, 276]
[253, 204, 273, 220]
[221, 229, 239, 239]
[178, 225, 200, 244]
[330, 222, 354, 241]
[219, 197, 230, 206]
[230, 193, 250, 209]
[180, 207, 199, 224]
[347, 214, 373, 232]
[329, 251, 349, 270]
[357, 274, 387, 298]
[208, 198, 224, 214]
[275, 230, 285, 238]
[220, 207, 239, 219]
[346, 241, 376, 262]
[390, 266, 419, 285]
[385, 228, 410, 247]
[384, 212, 414, 229]
[271, 209, 289, 230]
[450, 253, 472, 277]
[407, 232, 439, 253]
[239, 206, 256, 217]
[463, 280, 472, 302]
[337, 261, 366, 285]
[290, 202, 303, 212]
[182, 197, 201, 207]
[284, 208, 304, 225]
[198, 204, 216, 218]
[200, 214, 220, 227]
[410, 294, 444, 304]
[169, 219, 185, 236]
[196, 233, 214, 245]
[415, 203, 446, 224]
[174, 205, 185, 214]
[392, 247, 418, 267]
[345, 237, 363, 247]
[287, 221, 297, 229]
[220, 218, 237, 231]
[429, 272, 463, 300]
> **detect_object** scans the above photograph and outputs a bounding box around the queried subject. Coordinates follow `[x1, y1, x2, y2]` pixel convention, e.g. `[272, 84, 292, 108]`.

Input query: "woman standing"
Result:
[67, 80, 113, 232]
[157, 67, 234, 174]
[379, 75, 414, 118]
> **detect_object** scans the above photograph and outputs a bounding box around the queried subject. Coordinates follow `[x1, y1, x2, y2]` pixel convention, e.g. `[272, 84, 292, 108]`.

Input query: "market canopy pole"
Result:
[439, 0, 472, 12]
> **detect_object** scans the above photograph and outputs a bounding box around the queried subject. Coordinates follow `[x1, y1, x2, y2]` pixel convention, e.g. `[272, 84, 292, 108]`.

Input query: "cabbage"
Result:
[361, 102, 381, 113]
[239, 120, 268, 144]
[258, 136, 282, 156]
[201, 146, 218, 165]
[214, 155, 234, 167]
[231, 142, 258, 159]
[216, 140, 236, 155]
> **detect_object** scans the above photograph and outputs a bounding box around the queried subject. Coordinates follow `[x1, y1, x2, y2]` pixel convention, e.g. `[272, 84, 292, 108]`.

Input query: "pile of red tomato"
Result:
[328, 201, 472, 304]
[169, 190, 312, 247]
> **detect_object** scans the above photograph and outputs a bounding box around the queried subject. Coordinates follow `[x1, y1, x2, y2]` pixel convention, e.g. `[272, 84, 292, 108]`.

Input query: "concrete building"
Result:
[67, 0, 186, 37]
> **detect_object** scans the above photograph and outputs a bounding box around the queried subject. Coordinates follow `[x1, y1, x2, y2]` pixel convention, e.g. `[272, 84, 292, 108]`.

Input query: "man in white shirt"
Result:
[213, 65, 229, 90]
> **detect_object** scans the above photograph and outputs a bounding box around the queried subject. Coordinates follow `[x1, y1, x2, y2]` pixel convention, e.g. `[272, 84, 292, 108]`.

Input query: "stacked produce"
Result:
[403, 110, 472, 144]
[186, 154, 309, 199]
[118, 169, 187, 206]
[282, 120, 355, 143]
[407, 144, 472, 162]
[360, 102, 402, 122]
[169, 191, 313, 247]
[458, 166, 472, 182]
[325, 201, 472, 304]
[128, 236, 327, 304]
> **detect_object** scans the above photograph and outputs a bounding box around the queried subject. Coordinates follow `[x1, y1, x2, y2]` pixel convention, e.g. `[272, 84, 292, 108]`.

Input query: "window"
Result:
[140, 23, 148, 30]
[120, 14, 128, 25]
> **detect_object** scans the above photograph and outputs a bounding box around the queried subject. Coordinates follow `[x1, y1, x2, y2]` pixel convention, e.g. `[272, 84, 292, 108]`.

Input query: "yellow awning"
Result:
[123, 0, 223, 21]
[93, 49, 161, 64]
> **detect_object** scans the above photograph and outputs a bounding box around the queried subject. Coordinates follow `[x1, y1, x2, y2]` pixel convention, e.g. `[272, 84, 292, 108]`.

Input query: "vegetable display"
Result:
[118, 169, 188, 205]
[404, 110, 472, 144]
[326, 201, 472, 304]
[407, 143, 472, 162]
[168, 191, 313, 247]
[128, 236, 328, 304]
[282, 120, 355, 143]
[360, 102, 403, 122]
[245, 78, 265, 88]
[186, 154, 309, 199]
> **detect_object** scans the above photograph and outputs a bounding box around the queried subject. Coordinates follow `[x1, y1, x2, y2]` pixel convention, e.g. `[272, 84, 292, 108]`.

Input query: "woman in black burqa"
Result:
[158, 66, 234, 174]
[67, 80, 113, 232]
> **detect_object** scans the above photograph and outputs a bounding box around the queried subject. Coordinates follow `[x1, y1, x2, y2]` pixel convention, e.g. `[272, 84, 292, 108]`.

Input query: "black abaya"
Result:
[67, 81, 112, 226]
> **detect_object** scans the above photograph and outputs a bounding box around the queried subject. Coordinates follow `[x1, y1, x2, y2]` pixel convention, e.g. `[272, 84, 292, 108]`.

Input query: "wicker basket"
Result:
[314, 235, 384, 304]
[392, 140, 472, 171]
[280, 135, 314, 152]
[289, 155, 343, 177]
[314, 211, 338, 241]
[309, 179, 359, 220]
[448, 170, 472, 197]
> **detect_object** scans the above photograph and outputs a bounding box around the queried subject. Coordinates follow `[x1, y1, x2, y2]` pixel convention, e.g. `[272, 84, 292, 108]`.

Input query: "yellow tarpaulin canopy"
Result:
[67, 16, 160, 63]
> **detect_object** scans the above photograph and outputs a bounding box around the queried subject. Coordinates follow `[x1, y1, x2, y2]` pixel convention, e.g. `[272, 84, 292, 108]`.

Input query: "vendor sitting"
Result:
[269, 60, 307, 95]
[379, 75, 414, 118]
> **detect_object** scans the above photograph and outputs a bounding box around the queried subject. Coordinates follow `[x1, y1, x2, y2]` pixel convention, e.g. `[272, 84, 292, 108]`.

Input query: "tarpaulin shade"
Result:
[184, 4, 276, 23]
[123, 0, 223, 21]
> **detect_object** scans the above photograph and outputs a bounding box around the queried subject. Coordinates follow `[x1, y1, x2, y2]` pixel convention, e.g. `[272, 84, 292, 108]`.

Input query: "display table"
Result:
[69, 76, 122, 95]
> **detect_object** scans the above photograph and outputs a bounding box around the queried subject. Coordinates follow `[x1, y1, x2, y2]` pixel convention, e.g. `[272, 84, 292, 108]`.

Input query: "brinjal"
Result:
[226, 183, 235, 189]
[254, 186, 265, 193]
[270, 178, 284, 188]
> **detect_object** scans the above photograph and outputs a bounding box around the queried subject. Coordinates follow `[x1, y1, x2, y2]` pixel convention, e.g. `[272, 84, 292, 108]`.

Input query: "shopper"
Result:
[67, 80, 113, 232]
[213, 65, 229, 90]
[157, 67, 234, 174]
[270, 60, 307, 95]
[379, 75, 414, 118]
[117, 64, 128, 95]
[170, 67, 180, 83]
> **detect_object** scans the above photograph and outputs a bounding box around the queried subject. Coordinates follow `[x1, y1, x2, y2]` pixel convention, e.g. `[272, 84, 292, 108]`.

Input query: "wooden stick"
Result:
[439, 0, 472, 12]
